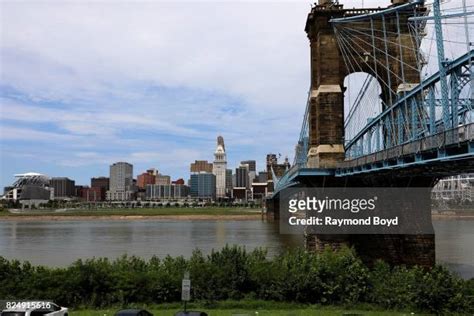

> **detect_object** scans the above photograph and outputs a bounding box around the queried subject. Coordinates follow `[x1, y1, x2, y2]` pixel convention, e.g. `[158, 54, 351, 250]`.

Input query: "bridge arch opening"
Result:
[343, 72, 383, 156]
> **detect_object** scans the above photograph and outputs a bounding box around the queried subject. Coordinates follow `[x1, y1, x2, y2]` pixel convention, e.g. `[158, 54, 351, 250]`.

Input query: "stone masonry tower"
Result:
[305, 0, 424, 167]
[301, 0, 434, 267]
[213, 136, 227, 198]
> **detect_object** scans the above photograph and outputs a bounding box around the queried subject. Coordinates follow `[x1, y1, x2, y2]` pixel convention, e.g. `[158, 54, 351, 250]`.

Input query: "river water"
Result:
[0, 219, 472, 279]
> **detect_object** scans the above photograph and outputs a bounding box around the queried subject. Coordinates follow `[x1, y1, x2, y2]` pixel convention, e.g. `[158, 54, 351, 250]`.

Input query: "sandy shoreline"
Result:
[0, 214, 263, 221]
[432, 213, 474, 220]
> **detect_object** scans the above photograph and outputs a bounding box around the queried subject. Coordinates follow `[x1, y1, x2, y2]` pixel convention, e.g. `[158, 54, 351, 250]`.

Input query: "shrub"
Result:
[0, 246, 471, 313]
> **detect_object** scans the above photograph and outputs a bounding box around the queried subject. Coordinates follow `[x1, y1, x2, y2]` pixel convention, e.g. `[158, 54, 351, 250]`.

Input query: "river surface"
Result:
[0, 219, 472, 278]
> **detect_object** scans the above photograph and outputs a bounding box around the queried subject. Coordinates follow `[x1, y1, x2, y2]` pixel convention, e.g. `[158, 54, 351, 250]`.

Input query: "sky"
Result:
[5, 0, 466, 188]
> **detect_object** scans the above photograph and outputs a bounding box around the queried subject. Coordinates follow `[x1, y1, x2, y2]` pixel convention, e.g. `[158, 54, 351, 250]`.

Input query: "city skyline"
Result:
[0, 0, 393, 189]
[2, 143, 277, 202]
[2, 135, 273, 188]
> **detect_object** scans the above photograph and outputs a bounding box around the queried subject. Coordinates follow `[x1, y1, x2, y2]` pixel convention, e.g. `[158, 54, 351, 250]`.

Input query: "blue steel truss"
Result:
[275, 53, 473, 192]
[293, 91, 310, 168]
[345, 51, 473, 159]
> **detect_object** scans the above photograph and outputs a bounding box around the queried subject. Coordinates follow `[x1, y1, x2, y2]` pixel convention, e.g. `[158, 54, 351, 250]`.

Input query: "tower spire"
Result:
[213, 135, 227, 198]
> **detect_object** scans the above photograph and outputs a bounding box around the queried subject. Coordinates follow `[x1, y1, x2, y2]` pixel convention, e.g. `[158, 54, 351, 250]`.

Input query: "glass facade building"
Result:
[190, 173, 216, 199]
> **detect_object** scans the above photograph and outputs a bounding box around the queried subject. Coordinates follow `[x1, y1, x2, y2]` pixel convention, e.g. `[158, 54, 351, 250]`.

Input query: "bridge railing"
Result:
[340, 123, 474, 170]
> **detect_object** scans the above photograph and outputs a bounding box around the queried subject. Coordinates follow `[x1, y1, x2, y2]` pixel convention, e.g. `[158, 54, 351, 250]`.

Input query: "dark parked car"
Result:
[174, 312, 208, 316]
[114, 309, 153, 316]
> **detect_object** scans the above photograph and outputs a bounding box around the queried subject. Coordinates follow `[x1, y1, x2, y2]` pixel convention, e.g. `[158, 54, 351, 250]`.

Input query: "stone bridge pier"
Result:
[304, 176, 435, 267]
[267, 172, 436, 267]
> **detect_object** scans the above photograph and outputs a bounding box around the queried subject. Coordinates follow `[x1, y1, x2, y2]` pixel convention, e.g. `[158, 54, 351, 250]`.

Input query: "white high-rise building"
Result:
[213, 136, 227, 198]
[107, 161, 134, 200]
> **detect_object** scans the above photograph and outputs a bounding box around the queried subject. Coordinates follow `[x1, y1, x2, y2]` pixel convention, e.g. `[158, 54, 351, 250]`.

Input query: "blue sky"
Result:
[1, 0, 414, 188]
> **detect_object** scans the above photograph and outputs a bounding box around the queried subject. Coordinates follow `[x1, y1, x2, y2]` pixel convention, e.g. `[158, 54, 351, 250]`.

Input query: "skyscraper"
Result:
[213, 136, 227, 198]
[190, 173, 216, 199]
[241, 160, 256, 172]
[257, 172, 268, 183]
[225, 169, 233, 195]
[235, 166, 249, 188]
[107, 162, 134, 200]
[241, 160, 256, 186]
[50, 177, 75, 199]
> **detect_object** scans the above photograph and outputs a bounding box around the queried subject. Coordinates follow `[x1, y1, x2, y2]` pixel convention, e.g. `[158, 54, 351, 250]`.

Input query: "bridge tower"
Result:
[268, 0, 473, 268]
[305, 0, 423, 167]
[301, 0, 437, 267]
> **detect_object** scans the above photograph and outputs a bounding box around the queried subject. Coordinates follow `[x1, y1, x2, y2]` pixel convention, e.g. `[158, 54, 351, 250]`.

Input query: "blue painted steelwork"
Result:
[345, 51, 473, 157]
[329, 0, 423, 24]
[273, 167, 334, 193]
[274, 96, 310, 192]
[408, 11, 474, 21]
[433, 0, 451, 129]
[293, 91, 311, 168]
[337, 123, 474, 176]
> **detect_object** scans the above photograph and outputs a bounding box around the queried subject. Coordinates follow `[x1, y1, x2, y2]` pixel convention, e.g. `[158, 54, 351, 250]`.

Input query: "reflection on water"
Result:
[0, 219, 472, 278]
[433, 219, 474, 279]
[0, 220, 302, 266]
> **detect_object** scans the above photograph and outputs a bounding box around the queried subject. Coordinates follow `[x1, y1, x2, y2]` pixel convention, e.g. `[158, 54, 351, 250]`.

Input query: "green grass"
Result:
[0, 207, 262, 217]
[70, 301, 421, 316]
[69, 301, 428, 316]
[71, 309, 412, 316]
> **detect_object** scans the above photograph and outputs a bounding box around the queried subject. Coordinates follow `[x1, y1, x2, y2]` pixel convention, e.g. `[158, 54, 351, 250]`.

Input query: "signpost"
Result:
[181, 271, 191, 313]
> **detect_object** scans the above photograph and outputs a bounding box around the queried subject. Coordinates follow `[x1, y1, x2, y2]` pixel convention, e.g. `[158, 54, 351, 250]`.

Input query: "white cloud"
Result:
[0, 1, 316, 109]
[1, 0, 396, 127]
[5, 0, 430, 185]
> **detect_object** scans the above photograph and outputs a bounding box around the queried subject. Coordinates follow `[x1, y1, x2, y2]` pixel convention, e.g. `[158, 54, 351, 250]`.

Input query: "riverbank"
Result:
[0, 214, 262, 221]
[2, 208, 473, 221]
[432, 210, 474, 220]
[0, 207, 262, 221]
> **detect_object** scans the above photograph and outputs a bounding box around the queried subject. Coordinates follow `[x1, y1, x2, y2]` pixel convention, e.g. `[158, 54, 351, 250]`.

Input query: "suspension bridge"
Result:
[267, 0, 473, 266]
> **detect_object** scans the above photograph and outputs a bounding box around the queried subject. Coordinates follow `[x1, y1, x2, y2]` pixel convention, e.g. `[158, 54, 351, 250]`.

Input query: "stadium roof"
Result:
[14, 172, 47, 177]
